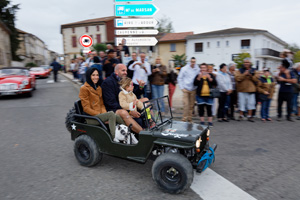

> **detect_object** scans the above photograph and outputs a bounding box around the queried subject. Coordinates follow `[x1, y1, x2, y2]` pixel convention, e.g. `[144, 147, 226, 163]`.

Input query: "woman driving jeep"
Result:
[79, 67, 124, 138]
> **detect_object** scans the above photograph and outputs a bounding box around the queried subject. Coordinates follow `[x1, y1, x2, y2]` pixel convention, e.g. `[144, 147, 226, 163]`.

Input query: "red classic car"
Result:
[41, 65, 52, 76]
[30, 67, 49, 78]
[0, 67, 36, 97]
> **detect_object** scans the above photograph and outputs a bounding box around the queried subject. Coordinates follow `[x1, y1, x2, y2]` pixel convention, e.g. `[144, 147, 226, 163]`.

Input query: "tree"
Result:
[294, 51, 300, 63]
[172, 54, 187, 70]
[0, 0, 20, 61]
[157, 15, 174, 33]
[92, 43, 107, 53]
[234, 53, 251, 69]
[285, 43, 300, 53]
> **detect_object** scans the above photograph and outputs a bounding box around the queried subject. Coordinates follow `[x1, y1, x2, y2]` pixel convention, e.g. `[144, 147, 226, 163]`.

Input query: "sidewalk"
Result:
[61, 72, 282, 120]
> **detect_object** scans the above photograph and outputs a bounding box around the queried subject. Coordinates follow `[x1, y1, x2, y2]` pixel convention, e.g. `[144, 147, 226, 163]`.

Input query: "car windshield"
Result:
[0, 68, 28, 76]
[30, 67, 44, 71]
[41, 65, 50, 69]
[142, 96, 172, 130]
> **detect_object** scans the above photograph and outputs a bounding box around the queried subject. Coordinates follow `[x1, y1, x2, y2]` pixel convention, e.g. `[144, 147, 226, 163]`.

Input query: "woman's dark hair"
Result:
[93, 56, 100, 63]
[219, 63, 226, 70]
[86, 67, 100, 90]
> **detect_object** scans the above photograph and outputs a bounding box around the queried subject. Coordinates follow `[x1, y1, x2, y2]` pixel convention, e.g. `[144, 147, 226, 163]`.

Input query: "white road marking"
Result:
[46, 80, 68, 83]
[191, 168, 257, 200]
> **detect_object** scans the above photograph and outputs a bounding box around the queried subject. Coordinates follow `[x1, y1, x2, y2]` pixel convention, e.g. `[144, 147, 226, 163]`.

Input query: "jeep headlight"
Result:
[22, 80, 29, 85]
[207, 129, 210, 137]
[196, 138, 202, 148]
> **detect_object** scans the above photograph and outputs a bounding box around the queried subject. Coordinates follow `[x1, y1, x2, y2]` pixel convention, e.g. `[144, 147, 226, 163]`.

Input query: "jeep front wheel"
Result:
[152, 153, 193, 194]
[74, 135, 102, 167]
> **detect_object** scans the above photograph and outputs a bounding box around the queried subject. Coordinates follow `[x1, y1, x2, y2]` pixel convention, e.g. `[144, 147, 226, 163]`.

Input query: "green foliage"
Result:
[172, 54, 187, 70]
[92, 43, 107, 53]
[157, 15, 174, 33]
[233, 53, 251, 69]
[285, 43, 300, 53]
[294, 51, 300, 63]
[25, 62, 37, 68]
[0, 0, 20, 61]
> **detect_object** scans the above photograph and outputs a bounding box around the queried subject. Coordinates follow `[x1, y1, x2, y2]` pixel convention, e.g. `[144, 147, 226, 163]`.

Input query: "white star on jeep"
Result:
[71, 124, 76, 130]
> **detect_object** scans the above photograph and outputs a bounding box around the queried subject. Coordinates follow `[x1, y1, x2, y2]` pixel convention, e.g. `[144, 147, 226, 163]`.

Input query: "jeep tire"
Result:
[152, 153, 193, 194]
[74, 135, 102, 167]
[65, 107, 76, 133]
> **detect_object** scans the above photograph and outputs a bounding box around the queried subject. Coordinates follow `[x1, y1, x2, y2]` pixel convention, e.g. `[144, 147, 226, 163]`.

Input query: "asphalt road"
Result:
[0, 73, 299, 200]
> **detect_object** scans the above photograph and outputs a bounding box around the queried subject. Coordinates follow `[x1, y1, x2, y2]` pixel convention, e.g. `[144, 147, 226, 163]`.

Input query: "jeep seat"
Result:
[74, 100, 108, 131]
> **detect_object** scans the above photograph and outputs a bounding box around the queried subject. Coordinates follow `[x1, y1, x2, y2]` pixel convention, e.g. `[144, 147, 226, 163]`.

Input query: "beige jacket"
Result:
[119, 88, 144, 111]
[79, 82, 107, 116]
[235, 70, 259, 93]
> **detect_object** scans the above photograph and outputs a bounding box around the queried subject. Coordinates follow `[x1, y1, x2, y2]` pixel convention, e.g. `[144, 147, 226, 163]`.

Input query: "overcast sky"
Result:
[11, 0, 300, 54]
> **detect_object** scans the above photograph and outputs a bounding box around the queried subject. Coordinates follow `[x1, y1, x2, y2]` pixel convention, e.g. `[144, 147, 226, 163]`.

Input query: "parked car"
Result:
[65, 96, 217, 194]
[0, 67, 36, 97]
[41, 65, 51, 76]
[30, 67, 49, 78]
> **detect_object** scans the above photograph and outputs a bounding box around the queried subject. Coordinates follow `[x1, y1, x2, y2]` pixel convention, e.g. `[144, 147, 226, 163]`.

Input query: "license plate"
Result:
[1, 92, 15, 95]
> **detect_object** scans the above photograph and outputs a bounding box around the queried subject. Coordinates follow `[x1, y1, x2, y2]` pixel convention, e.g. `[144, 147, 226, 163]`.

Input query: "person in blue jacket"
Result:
[50, 58, 61, 82]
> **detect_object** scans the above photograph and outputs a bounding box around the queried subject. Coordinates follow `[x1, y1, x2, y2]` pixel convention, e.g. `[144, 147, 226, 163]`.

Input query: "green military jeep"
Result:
[65, 96, 217, 194]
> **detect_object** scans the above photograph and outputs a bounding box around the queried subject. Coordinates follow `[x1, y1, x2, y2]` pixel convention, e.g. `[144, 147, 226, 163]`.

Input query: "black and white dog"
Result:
[114, 124, 138, 144]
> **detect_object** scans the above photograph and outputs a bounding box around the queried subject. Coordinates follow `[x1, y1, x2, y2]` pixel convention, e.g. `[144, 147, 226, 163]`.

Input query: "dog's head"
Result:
[115, 124, 129, 142]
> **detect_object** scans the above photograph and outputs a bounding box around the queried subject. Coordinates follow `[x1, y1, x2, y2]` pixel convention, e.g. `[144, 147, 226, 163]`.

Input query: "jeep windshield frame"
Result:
[142, 96, 173, 130]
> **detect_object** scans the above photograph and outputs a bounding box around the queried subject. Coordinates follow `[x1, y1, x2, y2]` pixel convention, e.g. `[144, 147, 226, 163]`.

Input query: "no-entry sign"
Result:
[79, 35, 93, 48]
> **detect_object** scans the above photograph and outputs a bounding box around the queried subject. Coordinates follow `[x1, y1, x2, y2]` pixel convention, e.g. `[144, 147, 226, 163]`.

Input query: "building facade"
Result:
[61, 16, 116, 68]
[16, 29, 49, 66]
[155, 32, 193, 66]
[0, 20, 11, 68]
[186, 28, 287, 72]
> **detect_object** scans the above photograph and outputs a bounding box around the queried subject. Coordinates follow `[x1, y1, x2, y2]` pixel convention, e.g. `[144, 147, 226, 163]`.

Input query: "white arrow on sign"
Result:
[116, 37, 158, 46]
[115, 18, 158, 28]
[115, 29, 159, 36]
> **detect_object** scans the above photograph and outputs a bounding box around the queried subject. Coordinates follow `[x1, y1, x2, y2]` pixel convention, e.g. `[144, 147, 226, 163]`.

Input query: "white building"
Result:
[186, 27, 287, 72]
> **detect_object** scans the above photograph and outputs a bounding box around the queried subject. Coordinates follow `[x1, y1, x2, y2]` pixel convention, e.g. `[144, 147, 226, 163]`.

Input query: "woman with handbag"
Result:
[194, 63, 217, 126]
[257, 68, 276, 122]
[216, 64, 232, 122]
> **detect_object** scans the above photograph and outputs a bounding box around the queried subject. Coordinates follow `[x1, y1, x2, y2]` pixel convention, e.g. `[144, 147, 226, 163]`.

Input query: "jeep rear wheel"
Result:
[65, 107, 76, 133]
[74, 135, 102, 167]
[152, 153, 193, 194]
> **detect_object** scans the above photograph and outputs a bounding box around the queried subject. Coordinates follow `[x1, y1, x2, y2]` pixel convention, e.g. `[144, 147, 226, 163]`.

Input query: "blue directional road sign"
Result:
[115, 4, 159, 17]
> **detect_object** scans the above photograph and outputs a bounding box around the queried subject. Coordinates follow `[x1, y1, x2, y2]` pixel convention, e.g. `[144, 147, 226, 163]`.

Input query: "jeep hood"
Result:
[152, 121, 208, 143]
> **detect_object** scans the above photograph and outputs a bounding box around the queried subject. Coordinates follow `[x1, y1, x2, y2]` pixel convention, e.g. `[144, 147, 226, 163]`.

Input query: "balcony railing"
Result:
[255, 48, 280, 58]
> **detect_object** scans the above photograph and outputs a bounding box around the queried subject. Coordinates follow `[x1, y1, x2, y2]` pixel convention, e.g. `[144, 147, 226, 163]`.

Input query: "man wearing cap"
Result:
[235, 58, 259, 122]
[103, 49, 119, 78]
[276, 59, 297, 121]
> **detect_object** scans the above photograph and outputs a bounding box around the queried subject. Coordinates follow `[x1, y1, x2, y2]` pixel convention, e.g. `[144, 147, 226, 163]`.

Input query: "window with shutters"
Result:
[85, 26, 89, 32]
[96, 25, 100, 31]
[170, 43, 176, 52]
[241, 39, 251, 49]
[195, 43, 203, 52]
[72, 36, 77, 48]
[96, 34, 101, 44]
[72, 27, 75, 33]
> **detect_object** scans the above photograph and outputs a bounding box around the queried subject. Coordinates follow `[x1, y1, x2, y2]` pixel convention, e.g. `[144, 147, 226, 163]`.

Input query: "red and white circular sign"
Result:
[79, 35, 93, 48]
